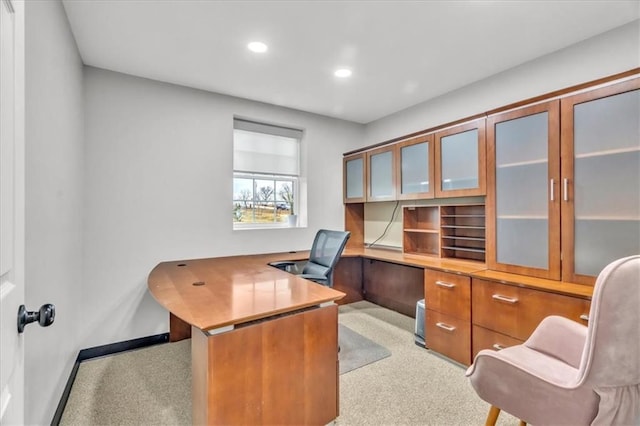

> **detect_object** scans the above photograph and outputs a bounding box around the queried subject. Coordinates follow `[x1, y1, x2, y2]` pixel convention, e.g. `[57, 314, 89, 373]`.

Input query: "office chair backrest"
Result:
[302, 229, 350, 286]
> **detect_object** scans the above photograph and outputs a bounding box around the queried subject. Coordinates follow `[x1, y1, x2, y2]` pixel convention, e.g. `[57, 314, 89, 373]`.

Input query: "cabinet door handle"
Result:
[580, 314, 589, 321]
[492, 294, 518, 304]
[550, 178, 555, 201]
[563, 178, 569, 202]
[435, 280, 456, 289]
[492, 343, 505, 350]
[435, 322, 456, 332]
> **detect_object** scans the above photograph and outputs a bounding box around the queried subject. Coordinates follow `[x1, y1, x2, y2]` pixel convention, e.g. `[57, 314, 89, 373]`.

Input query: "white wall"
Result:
[81, 67, 364, 348]
[24, 1, 84, 424]
[362, 19, 640, 247]
[366, 20, 639, 145]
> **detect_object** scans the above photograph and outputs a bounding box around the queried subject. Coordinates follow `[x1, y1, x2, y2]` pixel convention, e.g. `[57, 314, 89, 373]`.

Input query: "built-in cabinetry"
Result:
[403, 204, 486, 262]
[366, 145, 396, 201]
[560, 79, 640, 284]
[344, 120, 486, 204]
[435, 119, 486, 197]
[471, 277, 591, 359]
[486, 100, 561, 280]
[402, 206, 439, 256]
[341, 72, 638, 368]
[343, 153, 366, 203]
[396, 134, 435, 200]
[424, 270, 471, 365]
[440, 204, 486, 262]
[487, 77, 640, 284]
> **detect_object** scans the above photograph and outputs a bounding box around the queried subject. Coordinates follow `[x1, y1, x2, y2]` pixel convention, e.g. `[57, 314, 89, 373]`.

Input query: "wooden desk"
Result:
[148, 252, 345, 425]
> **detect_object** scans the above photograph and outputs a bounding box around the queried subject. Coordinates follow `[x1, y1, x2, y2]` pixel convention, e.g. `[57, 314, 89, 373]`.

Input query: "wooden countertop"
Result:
[345, 246, 594, 299]
[148, 251, 345, 332]
[148, 247, 594, 332]
[343, 247, 487, 275]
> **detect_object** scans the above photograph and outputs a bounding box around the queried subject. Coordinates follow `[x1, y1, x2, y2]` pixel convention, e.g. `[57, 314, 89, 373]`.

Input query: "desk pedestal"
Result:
[192, 304, 339, 425]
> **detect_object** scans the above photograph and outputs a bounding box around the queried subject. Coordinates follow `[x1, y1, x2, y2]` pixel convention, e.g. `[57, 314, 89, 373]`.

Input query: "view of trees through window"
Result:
[233, 174, 295, 224]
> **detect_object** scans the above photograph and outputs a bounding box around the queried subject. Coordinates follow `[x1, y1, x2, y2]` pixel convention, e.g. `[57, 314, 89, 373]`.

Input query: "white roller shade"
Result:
[233, 119, 302, 176]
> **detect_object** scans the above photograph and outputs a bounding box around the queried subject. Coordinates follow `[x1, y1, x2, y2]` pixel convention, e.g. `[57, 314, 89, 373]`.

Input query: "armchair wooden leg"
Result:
[519, 421, 526, 426]
[485, 405, 501, 426]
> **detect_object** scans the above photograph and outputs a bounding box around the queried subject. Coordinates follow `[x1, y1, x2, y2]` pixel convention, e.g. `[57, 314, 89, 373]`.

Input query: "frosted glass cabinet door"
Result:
[435, 119, 486, 197]
[367, 146, 396, 201]
[396, 134, 434, 200]
[343, 153, 366, 203]
[486, 100, 561, 280]
[561, 78, 640, 285]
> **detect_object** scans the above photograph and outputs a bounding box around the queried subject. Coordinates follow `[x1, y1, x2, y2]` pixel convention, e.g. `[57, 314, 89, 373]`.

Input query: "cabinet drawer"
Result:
[424, 270, 470, 320]
[471, 325, 523, 360]
[425, 310, 471, 365]
[472, 278, 591, 341]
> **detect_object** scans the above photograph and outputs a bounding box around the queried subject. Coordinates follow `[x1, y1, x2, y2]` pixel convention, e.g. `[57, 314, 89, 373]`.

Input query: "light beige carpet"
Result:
[61, 301, 518, 425]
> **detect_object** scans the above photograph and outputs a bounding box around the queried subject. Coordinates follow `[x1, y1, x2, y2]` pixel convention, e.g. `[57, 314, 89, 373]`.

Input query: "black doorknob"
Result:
[17, 304, 55, 333]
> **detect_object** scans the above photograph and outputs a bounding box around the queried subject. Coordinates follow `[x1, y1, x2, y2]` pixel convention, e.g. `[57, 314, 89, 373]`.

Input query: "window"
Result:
[233, 118, 303, 229]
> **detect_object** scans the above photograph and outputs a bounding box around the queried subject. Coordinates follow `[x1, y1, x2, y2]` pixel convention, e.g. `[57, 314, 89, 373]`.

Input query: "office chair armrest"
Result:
[524, 315, 587, 369]
[269, 261, 296, 271]
[298, 274, 328, 285]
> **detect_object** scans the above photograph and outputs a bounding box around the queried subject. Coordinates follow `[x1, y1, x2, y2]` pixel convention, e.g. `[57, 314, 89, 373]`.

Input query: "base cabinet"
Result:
[426, 310, 471, 365]
[471, 325, 523, 360]
[425, 270, 472, 365]
[471, 278, 590, 359]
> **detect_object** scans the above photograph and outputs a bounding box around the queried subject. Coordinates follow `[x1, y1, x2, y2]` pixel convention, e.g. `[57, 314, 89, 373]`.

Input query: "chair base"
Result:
[485, 405, 526, 426]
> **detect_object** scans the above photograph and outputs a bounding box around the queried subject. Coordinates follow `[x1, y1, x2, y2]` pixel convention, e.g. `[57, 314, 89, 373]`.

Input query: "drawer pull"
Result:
[492, 294, 518, 304]
[580, 314, 589, 321]
[435, 280, 456, 289]
[492, 343, 505, 350]
[435, 322, 456, 332]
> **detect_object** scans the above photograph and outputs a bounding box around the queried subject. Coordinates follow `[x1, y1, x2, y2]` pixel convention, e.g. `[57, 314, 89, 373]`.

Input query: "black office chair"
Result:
[271, 229, 350, 287]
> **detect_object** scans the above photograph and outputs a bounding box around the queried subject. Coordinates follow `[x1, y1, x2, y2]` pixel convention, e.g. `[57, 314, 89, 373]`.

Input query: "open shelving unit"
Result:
[440, 204, 486, 261]
[402, 206, 440, 256]
[402, 203, 486, 261]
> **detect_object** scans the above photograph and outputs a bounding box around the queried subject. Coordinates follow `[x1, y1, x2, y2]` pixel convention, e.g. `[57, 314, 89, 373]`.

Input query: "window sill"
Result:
[233, 222, 304, 231]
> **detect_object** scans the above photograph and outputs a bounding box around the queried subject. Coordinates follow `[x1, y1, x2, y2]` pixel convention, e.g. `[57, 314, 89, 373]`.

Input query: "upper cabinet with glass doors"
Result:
[343, 152, 366, 203]
[366, 145, 396, 202]
[435, 119, 486, 198]
[486, 100, 561, 280]
[396, 134, 435, 200]
[560, 78, 640, 285]
[486, 76, 640, 284]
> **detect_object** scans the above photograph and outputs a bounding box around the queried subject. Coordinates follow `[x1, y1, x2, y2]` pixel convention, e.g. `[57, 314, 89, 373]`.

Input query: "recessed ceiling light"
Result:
[334, 68, 352, 78]
[247, 41, 268, 53]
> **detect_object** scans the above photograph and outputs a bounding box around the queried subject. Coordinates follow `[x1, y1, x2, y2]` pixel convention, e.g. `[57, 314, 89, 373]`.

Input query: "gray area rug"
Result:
[339, 323, 390, 374]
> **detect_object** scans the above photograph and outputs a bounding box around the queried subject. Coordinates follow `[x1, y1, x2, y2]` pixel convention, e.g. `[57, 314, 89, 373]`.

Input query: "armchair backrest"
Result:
[579, 255, 640, 387]
[302, 229, 350, 286]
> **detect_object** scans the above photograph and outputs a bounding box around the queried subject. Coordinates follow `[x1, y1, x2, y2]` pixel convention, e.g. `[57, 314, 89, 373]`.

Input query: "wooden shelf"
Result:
[442, 246, 486, 253]
[402, 206, 439, 256]
[440, 204, 486, 262]
[442, 236, 485, 241]
[404, 228, 439, 234]
[402, 203, 486, 262]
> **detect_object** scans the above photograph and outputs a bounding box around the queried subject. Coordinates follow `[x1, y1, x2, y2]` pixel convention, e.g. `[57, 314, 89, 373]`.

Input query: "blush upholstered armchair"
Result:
[466, 255, 640, 425]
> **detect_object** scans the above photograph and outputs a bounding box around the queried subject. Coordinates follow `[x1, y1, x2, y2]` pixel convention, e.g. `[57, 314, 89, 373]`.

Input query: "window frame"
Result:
[232, 118, 304, 230]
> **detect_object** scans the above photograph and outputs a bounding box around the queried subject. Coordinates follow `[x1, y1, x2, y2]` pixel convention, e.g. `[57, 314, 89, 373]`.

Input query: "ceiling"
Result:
[61, 1, 639, 124]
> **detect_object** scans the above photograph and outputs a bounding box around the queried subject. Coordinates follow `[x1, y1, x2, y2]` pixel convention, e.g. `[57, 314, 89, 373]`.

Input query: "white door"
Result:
[0, 0, 25, 423]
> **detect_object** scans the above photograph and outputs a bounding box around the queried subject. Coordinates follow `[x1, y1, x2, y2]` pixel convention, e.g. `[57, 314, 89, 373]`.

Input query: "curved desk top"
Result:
[148, 251, 345, 332]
